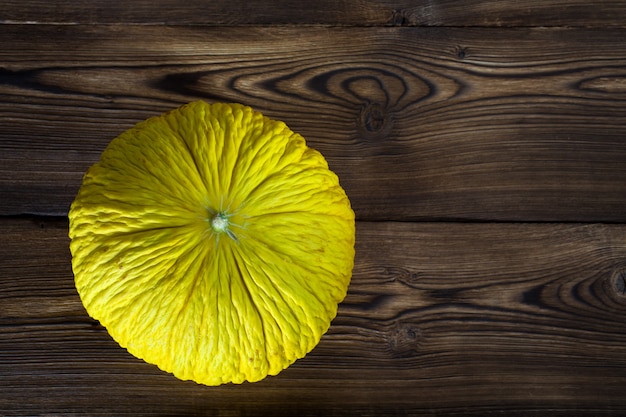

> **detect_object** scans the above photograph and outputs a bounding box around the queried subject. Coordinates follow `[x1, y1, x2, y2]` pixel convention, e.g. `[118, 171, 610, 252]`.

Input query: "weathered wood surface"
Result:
[2, 25, 626, 221]
[2, 218, 626, 416]
[3, 1, 626, 415]
[3, 0, 626, 27]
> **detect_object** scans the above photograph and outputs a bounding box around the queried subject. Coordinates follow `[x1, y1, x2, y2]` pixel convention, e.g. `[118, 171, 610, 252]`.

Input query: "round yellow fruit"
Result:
[68, 101, 355, 385]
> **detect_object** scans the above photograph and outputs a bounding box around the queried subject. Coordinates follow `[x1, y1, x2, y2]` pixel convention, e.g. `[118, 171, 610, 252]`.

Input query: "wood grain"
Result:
[2, 217, 626, 415]
[3, 1, 626, 415]
[2, 25, 626, 221]
[2, 0, 626, 27]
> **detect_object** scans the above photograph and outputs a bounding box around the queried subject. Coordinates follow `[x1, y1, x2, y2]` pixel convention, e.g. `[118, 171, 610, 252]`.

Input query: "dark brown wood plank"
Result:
[2, 0, 626, 27]
[2, 217, 626, 415]
[2, 25, 626, 221]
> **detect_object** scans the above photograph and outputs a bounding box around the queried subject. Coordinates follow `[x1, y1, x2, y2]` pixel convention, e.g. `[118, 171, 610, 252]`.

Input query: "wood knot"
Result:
[612, 269, 626, 296]
[388, 9, 418, 26]
[455, 46, 468, 59]
[387, 321, 422, 358]
[359, 103, 392, 139]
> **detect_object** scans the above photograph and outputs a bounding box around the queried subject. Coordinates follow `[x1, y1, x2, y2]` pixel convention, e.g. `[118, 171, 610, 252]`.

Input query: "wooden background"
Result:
[2, 1, 626, 415]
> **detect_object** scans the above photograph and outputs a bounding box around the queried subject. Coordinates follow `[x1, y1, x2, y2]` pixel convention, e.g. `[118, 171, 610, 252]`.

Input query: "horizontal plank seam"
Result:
[1, 22, 625, 29]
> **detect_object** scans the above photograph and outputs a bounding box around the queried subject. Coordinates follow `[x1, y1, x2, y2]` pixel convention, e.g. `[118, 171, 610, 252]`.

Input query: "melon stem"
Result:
[211, 213, 230, 233]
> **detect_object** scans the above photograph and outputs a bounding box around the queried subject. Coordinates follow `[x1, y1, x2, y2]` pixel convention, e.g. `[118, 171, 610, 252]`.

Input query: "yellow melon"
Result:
[68, 101, 355, 385]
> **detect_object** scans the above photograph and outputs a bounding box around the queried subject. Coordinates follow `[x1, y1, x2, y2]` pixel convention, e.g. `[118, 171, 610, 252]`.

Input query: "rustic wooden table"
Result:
[2, 1, 626, 415]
